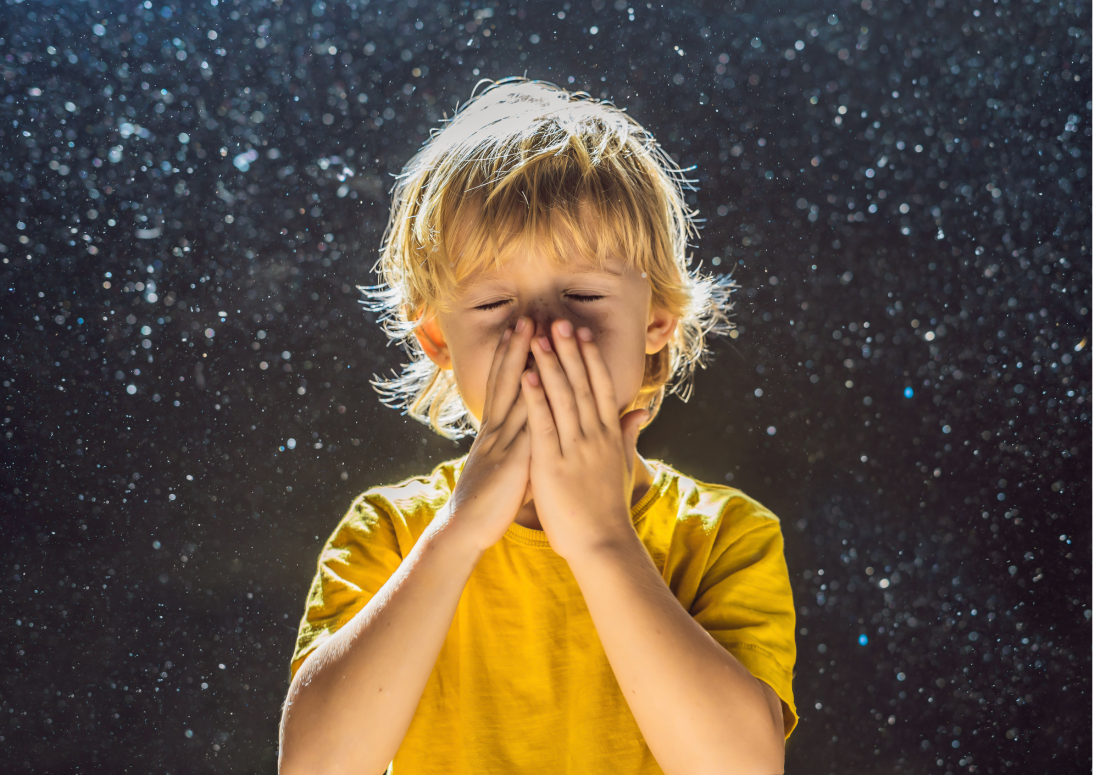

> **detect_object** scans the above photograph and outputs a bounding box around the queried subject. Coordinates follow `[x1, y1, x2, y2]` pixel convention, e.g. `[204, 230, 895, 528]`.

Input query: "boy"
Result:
[279, 79, 797, 775]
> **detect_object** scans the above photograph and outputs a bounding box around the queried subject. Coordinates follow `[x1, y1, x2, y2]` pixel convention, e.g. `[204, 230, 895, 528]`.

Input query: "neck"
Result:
[513, 454, 656, 532]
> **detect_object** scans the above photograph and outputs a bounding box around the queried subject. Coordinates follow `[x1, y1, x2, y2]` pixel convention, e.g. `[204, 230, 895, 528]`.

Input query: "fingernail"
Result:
[515, 317, 527, 333]
[556, 319, 573, 338]
[538, 336, 552, 352]
[502, 329, 512, 342]
[577, 327, 593, 342]
[526, 370, 541, 387]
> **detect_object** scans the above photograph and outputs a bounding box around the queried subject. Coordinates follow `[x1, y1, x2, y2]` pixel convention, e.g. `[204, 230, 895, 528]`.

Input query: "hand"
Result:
[445, 317, 535, 554]
[522, 320, 648, 562]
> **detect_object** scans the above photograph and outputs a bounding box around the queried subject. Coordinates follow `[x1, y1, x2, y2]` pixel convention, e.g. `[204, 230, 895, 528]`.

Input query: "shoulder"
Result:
[646, 459, 782, 540]
[322, 456, 467, 554]
[350, 454, 467, 526]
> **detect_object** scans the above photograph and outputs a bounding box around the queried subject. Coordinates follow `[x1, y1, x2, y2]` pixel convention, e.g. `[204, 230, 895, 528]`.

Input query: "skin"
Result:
[415, 246, 787, 772]
[278, 241, 786, 775]
[414, 248, 676, 530]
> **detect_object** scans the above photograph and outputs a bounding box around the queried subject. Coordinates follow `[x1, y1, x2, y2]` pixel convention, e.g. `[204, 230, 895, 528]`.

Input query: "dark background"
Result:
[1, 0, 1089, 772]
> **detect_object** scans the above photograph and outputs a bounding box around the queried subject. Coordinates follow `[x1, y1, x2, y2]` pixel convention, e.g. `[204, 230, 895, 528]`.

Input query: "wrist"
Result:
[557, 509, 641, 565]
[423, 503, 488, 567]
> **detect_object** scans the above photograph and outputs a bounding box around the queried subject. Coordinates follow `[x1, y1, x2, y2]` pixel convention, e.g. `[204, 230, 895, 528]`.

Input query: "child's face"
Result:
[416, 246, 677, 424]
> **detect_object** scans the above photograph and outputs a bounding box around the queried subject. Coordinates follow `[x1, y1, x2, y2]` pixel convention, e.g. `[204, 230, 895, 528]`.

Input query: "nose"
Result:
[525, 310, 565, 345]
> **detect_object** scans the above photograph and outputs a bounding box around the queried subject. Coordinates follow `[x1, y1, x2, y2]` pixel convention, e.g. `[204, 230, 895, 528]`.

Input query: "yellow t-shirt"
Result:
[290, 456, 797, 774]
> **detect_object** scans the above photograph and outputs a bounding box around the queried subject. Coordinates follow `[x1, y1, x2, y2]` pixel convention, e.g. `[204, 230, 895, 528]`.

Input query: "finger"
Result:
[496, 390, 529, 448]
[530, 333, 582, 446]
[512, 430, 533, 506]
[484, 317, 532, 427]
[550, 319, 600, 432]
[619, 409, 648, 478]
[523, 369, 561, 459]
[575, 328, 620, 427]
[480, 327, 512, 425]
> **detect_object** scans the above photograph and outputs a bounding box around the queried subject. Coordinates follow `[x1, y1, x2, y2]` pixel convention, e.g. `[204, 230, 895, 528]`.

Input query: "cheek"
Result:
[597, 325, 650, 407]
[449, 331, 503, 420]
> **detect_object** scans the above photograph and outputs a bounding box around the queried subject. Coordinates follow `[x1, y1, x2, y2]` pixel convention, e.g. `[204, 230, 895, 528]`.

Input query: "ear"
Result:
[413, 312, 453, 370]
[645, 304, 678, 355]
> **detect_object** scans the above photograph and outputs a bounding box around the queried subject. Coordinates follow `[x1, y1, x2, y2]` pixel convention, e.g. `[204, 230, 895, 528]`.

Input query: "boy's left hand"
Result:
[523, 320, 648, 562]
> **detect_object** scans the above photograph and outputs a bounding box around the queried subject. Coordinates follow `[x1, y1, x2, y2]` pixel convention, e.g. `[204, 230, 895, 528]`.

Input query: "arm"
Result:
[566, 531, 785, 775]
[278, 509, 483, 775]
[280, 315, 536, 774]
[522, 320, 785, 775]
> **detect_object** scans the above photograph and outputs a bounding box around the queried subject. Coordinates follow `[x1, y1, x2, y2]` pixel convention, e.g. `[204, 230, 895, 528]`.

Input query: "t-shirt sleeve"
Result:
[689, 495, 798, 738]
[288, 492, 404, 684]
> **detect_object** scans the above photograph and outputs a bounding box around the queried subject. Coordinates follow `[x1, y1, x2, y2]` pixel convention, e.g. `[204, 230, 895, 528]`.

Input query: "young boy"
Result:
[279, 79, 797, 775]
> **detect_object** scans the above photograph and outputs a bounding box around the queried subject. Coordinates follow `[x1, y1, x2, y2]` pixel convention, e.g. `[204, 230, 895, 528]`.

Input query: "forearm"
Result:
[567, 527, 785, 775]
[279, 506, 483, 775]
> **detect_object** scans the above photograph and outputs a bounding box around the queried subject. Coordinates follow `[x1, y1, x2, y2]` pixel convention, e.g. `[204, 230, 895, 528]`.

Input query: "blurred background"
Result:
[1, 0, 1089, 772]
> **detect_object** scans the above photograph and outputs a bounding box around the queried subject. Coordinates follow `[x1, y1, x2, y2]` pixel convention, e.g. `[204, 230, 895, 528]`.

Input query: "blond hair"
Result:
[362, 78, 737, 439]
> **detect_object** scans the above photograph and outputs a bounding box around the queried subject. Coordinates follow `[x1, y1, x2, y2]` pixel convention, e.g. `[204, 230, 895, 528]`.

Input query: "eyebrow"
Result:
[571, 265, 623, 277]
[460, 264, 623, 292]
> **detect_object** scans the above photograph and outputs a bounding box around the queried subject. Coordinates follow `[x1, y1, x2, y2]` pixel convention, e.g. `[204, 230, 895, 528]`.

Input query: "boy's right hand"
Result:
[445, 317, 533, 553]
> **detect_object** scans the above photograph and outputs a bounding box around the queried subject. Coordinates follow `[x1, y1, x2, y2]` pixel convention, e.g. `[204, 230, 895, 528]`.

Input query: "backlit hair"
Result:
[362, 78, 737, 439]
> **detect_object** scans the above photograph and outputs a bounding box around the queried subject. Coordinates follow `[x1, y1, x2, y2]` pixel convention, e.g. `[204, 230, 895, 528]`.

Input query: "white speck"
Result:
[126, 384, 137, 395]
[287, 438, 296, 449]
[233, 149, 259, 172]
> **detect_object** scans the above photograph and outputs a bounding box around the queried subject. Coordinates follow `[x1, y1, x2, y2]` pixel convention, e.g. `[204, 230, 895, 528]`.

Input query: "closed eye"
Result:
[475, 295, 602, 310]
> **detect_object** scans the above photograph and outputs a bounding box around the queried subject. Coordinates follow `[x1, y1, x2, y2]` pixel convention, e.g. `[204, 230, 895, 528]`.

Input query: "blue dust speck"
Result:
[903, 387, 914, 398]
[858, 634, 868, 646]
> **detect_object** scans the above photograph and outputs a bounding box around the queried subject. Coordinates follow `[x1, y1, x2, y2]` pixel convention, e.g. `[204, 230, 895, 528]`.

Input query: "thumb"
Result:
[619, 409, 648, 464]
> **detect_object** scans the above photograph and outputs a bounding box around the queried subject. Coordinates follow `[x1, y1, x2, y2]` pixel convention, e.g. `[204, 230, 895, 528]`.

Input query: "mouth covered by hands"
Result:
[446, 315, 645, 559]
[521, 319, 648, 562]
